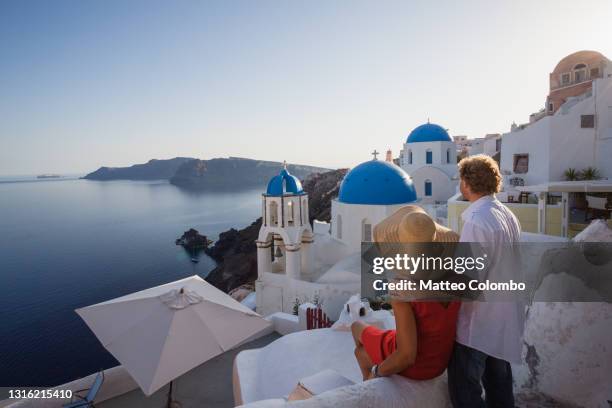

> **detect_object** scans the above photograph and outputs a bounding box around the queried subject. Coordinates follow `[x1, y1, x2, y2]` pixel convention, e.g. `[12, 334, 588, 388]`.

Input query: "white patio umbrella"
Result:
[76, 275, 270, 400]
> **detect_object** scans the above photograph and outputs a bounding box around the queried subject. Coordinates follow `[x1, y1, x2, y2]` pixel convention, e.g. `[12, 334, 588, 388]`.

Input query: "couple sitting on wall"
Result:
[352, 155, 523, 408]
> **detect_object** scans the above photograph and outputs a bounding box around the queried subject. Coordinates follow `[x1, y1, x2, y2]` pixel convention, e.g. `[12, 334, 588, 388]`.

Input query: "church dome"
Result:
[338, 160, 417, 205]
[551, 50, 608, 75]
[266, 168, 304, 196]
[406, 123, 451, 143]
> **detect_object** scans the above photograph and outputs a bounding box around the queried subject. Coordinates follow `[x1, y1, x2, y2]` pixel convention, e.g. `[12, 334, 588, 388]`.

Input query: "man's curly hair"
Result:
[458, 154, 502, 195]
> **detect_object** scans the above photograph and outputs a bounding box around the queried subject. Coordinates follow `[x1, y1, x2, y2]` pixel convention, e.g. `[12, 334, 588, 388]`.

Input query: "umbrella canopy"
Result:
[76, 275, 270, 396]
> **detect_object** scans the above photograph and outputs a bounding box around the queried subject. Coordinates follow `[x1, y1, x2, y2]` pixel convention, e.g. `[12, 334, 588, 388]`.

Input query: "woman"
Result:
[351, 205, 460, 381]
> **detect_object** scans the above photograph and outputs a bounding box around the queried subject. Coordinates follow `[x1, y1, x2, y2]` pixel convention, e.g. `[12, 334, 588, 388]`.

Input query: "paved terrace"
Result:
[98, 332, 280, 408]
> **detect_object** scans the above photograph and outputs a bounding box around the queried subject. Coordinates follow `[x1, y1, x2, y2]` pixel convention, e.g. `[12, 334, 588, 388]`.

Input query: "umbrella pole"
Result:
[166, 380, 182, 408]
[167, 380, 174, 408]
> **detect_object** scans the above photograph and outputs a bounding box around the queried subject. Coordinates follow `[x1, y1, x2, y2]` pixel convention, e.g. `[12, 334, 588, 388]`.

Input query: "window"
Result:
[408, 150, 413, 165]
[548, 102, 554, 112]
[425, 180, 432, 196]
[513, 154, 529, 174]
[362, 220, 372, 242]
[446, 148, 450, 164]
[574, 64, 586, 83]
[581, 114, 595, 128]
[270, 201, 279, 225]
[336, 214, 342, 239]
[590, 67, 600, 78]
[561, 73, 570, 85]
[286, 200, 294, 225]
[302, 198, 308, 224]
[495, 139, 502, 152]
[426, 149, 432, 164]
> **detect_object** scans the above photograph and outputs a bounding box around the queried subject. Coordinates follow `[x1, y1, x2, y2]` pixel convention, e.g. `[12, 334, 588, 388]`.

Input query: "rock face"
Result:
[205, 219, 262, 292]
[83, 157, 329, 188]
[205, 168, 347, 292]
[302, 168, 348, 223]
[170, 157, 330, 190]
[83, 157, 194, 180]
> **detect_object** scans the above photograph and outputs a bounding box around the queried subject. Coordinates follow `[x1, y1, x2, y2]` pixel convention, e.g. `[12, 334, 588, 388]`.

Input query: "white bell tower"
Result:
[256, 162, 313, 283]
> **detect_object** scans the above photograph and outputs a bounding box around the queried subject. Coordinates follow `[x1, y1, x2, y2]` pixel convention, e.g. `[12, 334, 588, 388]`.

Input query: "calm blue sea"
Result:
[0, 177, 262, 387]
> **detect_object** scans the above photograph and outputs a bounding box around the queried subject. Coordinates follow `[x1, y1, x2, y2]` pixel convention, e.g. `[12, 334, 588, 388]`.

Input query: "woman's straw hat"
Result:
[371, 205, 461, 298]
[374, 205, 459, 245]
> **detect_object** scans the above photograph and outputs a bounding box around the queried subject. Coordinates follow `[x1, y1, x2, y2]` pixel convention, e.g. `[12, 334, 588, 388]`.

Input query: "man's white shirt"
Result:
[456, 195, 525, 363]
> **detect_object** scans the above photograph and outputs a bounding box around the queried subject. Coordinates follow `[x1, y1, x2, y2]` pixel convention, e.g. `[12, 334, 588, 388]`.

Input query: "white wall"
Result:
[330, 200, 408, 253]
[500, 118, 551, 185]
[467, 138, 485, 156]
[483, 136, 500, 157]
[592, 76, 612, 179]
[548, 94, 597, 182]
[256, 272, 358, 320]
[410, 166, 457, 204]
[400, 140, 457, 179]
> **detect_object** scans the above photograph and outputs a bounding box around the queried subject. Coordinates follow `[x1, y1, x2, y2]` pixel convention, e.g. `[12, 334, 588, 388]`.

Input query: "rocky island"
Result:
[205, 168, 348, 292]
[175, 228, 212, 250]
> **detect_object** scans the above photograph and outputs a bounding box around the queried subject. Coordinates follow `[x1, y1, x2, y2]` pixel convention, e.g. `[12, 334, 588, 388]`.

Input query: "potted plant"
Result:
[580, 167, 601, 180]
[564, 168, 579, 181]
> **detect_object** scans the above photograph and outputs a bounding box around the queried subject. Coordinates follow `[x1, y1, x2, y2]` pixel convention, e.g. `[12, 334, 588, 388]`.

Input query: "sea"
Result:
[0, 176, 262, 388]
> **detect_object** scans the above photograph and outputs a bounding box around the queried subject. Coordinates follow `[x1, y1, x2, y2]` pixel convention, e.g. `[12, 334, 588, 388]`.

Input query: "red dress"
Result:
[361, 301, 460, 380]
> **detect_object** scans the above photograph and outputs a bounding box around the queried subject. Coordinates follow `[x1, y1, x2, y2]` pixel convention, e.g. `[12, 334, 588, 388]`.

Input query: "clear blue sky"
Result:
[1, 0, 611, 175]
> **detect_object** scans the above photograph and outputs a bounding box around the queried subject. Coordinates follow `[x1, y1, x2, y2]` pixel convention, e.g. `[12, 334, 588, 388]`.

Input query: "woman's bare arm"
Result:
[376, 301, 417, 377]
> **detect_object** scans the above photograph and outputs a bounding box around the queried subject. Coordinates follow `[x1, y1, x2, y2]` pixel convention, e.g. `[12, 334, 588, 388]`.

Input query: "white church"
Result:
[399, 122, 458, 204]
[255, 157, 419, 318]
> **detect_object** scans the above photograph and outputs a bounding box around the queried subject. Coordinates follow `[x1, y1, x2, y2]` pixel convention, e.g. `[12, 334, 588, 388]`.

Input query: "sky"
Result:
[1, 0, 612, 175]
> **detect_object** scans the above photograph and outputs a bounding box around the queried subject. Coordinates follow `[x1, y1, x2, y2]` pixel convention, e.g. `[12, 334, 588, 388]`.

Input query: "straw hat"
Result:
[374, 205, 458, 245]
[371, 205, 461, 299]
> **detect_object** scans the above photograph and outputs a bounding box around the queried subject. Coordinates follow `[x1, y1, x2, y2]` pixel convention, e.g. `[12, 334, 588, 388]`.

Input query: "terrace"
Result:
[448, 180, 612, 238]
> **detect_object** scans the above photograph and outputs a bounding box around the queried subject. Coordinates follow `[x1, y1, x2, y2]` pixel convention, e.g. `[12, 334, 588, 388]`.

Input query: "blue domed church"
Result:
[399, 123, 458, 204]
[255, 158, 418, 316]
[330, 154, 418, 252]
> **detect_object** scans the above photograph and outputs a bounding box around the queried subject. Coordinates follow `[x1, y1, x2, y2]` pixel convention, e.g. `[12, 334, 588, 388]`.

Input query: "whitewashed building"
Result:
[255, 158, 418, 317]
[500, 50, 612, 185]
[399, 123, 458, 204]
[482, 133, 502, 157]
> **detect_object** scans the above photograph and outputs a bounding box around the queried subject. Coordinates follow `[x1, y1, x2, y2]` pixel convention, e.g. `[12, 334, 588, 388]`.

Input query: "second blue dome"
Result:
[406, 123, 451, 143]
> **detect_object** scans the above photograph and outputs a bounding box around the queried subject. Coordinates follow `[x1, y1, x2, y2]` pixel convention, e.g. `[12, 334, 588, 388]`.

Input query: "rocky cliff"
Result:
[83, 157, 329, 188]
[83, 157, 194, 180]
[205, 168, 348, 292]
[170, 157, 329, 190]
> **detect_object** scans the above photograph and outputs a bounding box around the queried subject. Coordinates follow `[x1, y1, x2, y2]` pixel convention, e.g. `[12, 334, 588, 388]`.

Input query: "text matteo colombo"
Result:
[371, 254, 526, 292]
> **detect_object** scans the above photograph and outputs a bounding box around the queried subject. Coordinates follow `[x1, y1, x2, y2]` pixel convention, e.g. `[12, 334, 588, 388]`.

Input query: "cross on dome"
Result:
[371, 150, 379, 160]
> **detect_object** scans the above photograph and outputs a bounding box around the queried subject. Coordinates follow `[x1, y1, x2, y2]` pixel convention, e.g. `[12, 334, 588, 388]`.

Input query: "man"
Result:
[448, 155, 523, 408]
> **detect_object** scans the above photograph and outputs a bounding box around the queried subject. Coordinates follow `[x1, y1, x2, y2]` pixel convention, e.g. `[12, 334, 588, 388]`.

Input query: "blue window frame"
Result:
[426, 150, 432, 164]
[425, 181, 432, 196]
